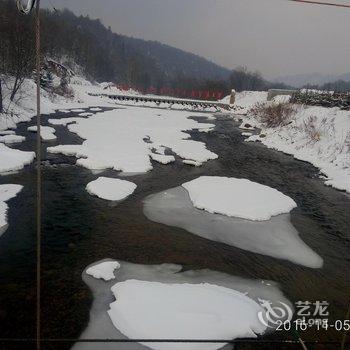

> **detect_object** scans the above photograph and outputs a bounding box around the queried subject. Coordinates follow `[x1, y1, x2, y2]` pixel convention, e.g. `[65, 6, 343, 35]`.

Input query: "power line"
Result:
[289, 0, 350, 8]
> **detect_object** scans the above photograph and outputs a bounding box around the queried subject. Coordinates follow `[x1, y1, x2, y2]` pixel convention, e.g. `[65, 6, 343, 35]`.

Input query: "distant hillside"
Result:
[0, 1, 230, 88]
[274, 72, 350, 88]
[124, 37, 230, 82]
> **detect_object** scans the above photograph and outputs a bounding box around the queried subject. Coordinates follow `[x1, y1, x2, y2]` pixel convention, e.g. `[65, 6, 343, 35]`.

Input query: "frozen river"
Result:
[0, 107, 349, 350]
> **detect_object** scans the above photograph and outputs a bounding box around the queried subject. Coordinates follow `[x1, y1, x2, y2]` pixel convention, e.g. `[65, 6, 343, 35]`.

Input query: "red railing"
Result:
[115, 84, 224, 101]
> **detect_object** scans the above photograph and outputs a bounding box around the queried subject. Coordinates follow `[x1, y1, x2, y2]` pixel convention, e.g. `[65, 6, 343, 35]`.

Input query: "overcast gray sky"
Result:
[42, 0, 350, 79]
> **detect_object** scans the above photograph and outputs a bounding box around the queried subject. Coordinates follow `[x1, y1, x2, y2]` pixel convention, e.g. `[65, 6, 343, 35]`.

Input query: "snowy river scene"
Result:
[1, 1, 350, 350]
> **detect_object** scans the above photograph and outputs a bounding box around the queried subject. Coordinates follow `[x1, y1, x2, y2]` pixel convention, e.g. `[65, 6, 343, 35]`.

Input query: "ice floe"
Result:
[86, 177, 137, 201]
[28, 125, 57, 141]
[143, 186, 323, 268]
[182, 176, 297, 221]
[0, 130, 16, 135]
[48, 117, 82, 126]
[108, 280, 266, 349]
[0, 143, 35, 174]
[47, 107, 217, 174]
[86, 261, 120, 281]
[0, 184, 23, 233]
[183, 159, 202, 167]
[73, 260, 292, 350]
[150, 152, 175, 164]
[0, 134, 25, 144]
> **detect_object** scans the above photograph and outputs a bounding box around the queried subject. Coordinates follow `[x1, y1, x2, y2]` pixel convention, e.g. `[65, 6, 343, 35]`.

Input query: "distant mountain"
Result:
[39, 6, 231, 86]
[123, 37, 231, 82]
[1, 0, 231, 90]
[274, 73, 350, 88]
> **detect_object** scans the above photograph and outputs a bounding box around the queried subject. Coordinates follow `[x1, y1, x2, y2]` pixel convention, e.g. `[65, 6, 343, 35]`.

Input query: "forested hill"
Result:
[0, 0, 230, 88]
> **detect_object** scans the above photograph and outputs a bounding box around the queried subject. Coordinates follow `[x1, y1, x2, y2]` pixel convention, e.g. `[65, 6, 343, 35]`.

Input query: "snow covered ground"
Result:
[86, 177, 137, 201]
[0, 184, 22, 234]
[48, 107, 217, 174]
[231, 91, 350, 193]
[182, 176, 297, 221]
[74, 259, 292, 350]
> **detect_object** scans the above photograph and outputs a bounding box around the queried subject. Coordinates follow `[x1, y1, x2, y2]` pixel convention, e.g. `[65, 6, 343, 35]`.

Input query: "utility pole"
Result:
[16, 1, 41, 350]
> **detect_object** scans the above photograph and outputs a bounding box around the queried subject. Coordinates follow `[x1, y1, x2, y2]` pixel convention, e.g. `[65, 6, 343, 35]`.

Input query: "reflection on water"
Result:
[143, 187, 323, 268]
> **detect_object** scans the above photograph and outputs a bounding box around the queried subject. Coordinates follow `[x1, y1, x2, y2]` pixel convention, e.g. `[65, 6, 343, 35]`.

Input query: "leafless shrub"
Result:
[302, 116, 331, 143]
[51, 84, 74, 99]
[249, 102, 296, 128]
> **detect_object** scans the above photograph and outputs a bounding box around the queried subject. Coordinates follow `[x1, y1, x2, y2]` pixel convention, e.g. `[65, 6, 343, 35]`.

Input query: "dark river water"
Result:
[0, 107, 349, 350]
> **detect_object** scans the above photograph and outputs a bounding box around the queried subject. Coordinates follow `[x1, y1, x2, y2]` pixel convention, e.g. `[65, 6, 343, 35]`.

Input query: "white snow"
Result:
[0, 130, 15, 135]
[182, 176, 297, 221]
[0, 134, 25, 144]
[48, 107, 217, 173]
[86, 177, 137, 201]
[75, 260, 291, 350]
[150, 152, 175, 164]
[79, 112, 93, 117]
[0, 143, 35, 174]
[90, 107, 102, 112]
[183, 159, 202, 166]
[86, 261, 120, 281]
[242, 104, 350, 193]
[108, 280, 266, 350]
[229, 91, 268, 115]
[48, 117, 82, 126]
[0, 184, 23, 229]
[28, 125, 57, 141]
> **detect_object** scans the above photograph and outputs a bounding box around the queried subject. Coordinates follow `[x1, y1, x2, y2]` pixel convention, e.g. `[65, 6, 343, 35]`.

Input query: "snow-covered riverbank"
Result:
[230, 91, 350, 193]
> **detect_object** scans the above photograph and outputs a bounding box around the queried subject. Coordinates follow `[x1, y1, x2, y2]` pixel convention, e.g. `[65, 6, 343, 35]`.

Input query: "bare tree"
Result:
[0, 0, 35, 104]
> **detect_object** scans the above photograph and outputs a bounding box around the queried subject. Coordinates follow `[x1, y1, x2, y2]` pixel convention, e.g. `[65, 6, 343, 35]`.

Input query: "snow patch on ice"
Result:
[74, 259, 292, 350]
[0, 184, 23, 231]
[0, 143, 35, 174]
[183, 159, 202, 167]
[86, 261, 120, 281]
[48, 107, 217, 173]
[150, 153, 175, 164]
[86, 177, 137, 201]
[143, 186, 323, 268]
[28, 126, 57, 141]
[182, 176, 297, 221]
[48, 117, 82, 126]
[108, 280, 266, 349]
[0, 134, 25, 144]
[0, 130, 16, 135]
